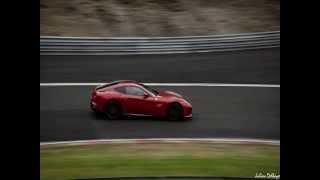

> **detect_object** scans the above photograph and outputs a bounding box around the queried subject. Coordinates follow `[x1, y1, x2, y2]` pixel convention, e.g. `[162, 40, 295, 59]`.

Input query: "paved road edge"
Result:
[40, 138, 280, 146]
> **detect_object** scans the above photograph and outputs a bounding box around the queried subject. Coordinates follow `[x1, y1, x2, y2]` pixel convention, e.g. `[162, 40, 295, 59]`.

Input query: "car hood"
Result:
[158, 90, 183, 98]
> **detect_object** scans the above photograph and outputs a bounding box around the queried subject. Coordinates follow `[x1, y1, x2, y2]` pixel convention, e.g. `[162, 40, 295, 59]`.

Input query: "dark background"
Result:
[1, 0, 39, 180]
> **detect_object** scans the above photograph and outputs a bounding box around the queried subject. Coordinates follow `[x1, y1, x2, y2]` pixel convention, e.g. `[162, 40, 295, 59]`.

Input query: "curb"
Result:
[40, 138, 280, 147]
[73, 176, 275, 180]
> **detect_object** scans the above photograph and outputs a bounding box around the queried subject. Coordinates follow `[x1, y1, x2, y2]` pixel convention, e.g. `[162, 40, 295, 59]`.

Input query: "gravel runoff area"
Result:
[40, 0, 279, 37]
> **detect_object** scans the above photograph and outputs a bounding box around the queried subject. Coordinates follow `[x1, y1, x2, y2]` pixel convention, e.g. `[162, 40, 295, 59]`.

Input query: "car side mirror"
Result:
[143, 92, 149, 98]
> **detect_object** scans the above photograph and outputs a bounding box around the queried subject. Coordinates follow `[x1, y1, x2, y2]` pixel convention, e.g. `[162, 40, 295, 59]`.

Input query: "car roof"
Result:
[112, 80, 138, 84]
[96, 80, 140, 90]
[112, 80, 141, 86]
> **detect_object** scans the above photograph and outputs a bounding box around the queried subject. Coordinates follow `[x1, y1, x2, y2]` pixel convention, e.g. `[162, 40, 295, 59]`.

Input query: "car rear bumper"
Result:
[90, 101, 97, 111]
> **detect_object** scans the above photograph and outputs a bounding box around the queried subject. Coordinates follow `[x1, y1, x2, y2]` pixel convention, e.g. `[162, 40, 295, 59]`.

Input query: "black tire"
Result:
[166, 103, 183, 121]
[104, 100, 123, 120]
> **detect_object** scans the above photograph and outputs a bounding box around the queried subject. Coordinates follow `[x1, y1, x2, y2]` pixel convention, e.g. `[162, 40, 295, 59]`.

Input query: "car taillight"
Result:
[91, 91, 97, 99]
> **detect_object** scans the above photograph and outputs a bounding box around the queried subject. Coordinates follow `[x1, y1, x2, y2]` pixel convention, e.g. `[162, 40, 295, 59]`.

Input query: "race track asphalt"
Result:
[40, 48, 280, 84]
[40, 48, 280, 142]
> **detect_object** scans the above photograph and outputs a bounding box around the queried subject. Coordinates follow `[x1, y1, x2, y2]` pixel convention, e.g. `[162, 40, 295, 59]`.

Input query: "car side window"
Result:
[115, 86, 126, 94]
[125, 86, 145, 96]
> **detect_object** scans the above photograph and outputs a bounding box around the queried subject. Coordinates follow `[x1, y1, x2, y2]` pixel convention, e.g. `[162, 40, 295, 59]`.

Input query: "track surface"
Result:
[40, 48, 280, 142]
[40, 48, 280, 84]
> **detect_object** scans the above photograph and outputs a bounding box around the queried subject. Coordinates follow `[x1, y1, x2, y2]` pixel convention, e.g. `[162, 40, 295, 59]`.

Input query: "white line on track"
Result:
[40, 83, 280, 88]
[40, 138, 280, 146]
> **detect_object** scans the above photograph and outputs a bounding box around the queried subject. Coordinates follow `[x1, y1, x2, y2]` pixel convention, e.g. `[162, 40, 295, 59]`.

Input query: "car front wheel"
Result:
[166, 103, 183, 121]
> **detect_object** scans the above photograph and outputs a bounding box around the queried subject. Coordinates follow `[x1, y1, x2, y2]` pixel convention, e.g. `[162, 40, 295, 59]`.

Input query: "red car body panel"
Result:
[90, 80, 192, 119]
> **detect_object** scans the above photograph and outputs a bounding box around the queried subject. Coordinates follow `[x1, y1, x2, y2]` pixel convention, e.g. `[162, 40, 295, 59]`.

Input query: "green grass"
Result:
[40, 143, 279, 180]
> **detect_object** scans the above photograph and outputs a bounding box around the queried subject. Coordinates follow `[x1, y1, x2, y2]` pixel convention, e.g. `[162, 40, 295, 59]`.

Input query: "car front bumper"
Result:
[184, 113, 193, 119]
[183, 106, 192, 119]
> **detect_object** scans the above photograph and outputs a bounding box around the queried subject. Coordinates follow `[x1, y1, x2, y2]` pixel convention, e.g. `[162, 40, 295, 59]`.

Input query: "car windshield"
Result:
[139, 83, 159, 95]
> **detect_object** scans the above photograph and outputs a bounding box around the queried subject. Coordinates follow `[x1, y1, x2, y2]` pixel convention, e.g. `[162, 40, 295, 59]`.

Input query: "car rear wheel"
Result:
[167, 103, 183, 121]
[104, 100, 122, 120]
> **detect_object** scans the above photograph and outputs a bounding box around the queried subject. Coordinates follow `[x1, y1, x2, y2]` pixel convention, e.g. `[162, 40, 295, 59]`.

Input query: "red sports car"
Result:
[90, 80, 192, 121]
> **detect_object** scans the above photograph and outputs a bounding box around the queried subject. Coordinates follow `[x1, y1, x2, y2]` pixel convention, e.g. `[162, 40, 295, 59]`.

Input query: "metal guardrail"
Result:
[40, 31, 280, 55]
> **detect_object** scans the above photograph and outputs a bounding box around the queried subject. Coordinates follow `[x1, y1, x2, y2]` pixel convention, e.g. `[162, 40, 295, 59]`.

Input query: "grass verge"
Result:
[40, 142, 279, 180]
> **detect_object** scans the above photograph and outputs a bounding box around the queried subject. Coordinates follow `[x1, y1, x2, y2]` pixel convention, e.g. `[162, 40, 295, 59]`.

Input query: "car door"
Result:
[124, 86, 157, 115]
